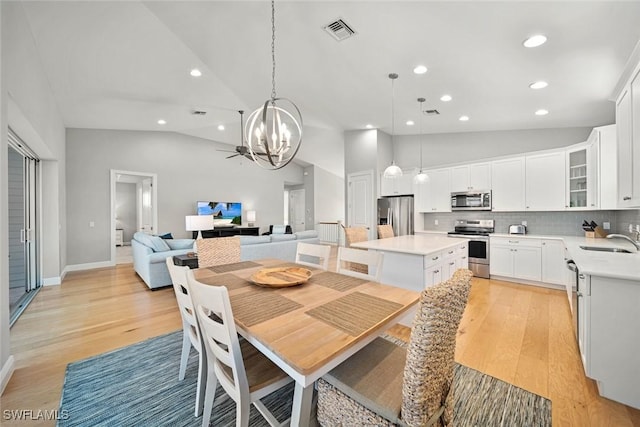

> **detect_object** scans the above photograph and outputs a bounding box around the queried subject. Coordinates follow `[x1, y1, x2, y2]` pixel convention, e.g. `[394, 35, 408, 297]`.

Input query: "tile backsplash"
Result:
[420, 210, 640, 236]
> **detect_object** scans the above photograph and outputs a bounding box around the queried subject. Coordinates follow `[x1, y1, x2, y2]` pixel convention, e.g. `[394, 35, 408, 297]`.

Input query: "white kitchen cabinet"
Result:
[566, 141, 598, 210]
[588, 275, 640, 409]
[541, 239, 565, 285]
[491, 157, 526, 211]
[525, 151, 566, 211]
[577, 272, 590, 375]
[415, 168, 451, 212]
[450, 163, 491, 193]
[489, 237, 541, 282]
[380, 171, 415, 196]
[615, 63, 640, 207]
[594, 125, 618, 210]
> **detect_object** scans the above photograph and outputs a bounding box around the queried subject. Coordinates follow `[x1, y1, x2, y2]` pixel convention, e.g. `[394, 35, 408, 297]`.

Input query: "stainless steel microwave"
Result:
[451, 191, 492, 211]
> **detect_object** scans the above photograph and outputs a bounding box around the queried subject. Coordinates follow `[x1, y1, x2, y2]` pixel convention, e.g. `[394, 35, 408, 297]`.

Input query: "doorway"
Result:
[289, 189, 306, 232]
[8, 129, 40, 326]
[110, 170, 158, 265]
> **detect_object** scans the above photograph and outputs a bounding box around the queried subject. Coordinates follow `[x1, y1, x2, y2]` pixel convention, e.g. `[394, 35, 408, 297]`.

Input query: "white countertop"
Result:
[350, 234, 468, 256]
[490, 232, 640, 281]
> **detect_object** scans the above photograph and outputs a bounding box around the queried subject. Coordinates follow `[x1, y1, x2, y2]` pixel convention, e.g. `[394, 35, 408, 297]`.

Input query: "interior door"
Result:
[347, 171, 374, 239]
[289, 189, 306, 232]
[140, 178, 153, 234]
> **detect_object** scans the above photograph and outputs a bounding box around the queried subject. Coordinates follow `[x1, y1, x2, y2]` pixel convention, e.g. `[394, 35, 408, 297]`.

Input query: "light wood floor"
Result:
[2, 255, 640, 426]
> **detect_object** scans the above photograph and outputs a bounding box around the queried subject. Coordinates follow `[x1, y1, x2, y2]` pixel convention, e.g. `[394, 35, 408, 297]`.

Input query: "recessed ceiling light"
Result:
[535, 109, 549, 116]
[365, 124, 373, 129]
[523, 34, 547, 48]
[190, 68, 202, 77]
[529, 81, 548, 89]
[406, 120, 415, 126]
[440, 95, 452, 102]
[413, 65, 428, 75]
[459, 116, 469, 121]
[217, 125, 225, 131]
[157, 119, 166, 125]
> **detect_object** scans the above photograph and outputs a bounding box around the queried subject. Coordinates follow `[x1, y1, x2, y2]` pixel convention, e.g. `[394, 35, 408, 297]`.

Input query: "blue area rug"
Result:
[58, 331, 551, 426]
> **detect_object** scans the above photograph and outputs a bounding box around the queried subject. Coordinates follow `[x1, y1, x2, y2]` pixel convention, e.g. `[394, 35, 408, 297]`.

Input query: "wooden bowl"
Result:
[251, 267, 312, 288]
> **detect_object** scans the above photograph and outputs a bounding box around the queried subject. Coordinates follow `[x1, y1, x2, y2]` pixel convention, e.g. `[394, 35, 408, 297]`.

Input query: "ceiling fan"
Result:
[217, 110, 267, 160]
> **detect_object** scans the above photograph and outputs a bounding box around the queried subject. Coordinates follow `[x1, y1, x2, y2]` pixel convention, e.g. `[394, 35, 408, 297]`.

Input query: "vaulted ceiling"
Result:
[16, 1, 640, 145]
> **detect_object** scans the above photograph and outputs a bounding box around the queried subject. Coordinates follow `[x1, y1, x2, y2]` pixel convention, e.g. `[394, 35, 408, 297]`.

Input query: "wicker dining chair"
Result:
[341, 226, 370, 274]
[377, 224, 395, 239]
[195, 236, 241, 268]
[317, 269, 473, 427]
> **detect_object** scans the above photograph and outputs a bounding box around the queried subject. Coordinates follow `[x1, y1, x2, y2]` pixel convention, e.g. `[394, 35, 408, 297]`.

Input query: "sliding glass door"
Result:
[8, 129, 40, 325]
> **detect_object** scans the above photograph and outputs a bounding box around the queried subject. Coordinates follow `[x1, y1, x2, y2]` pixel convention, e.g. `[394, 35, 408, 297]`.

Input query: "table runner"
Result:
[308, 271, 367, 292]
[305, 292, 403, 336]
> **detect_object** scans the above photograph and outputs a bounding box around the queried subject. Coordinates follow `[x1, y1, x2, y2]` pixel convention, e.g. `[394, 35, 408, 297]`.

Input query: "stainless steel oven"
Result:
[447, 219, 494, 278]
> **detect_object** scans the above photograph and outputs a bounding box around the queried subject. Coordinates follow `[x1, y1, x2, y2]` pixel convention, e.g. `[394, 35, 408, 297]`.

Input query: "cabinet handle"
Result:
[432, 256, 439, 261]
[448, 250, 454, 254]
[526, 206, 530, 209]
[449, 262, 455, 266]
[565, 205, 568, 208]
[434, 269, 440, 274]
[542, 242, 546, 245]
[508, 240, 519, 244]
[579, 274, 585, 279]
[591, 204, 594, 206]
[462, 256, 467, 259]
[577, 292, 583, 298]
[624, 196, 632, 201]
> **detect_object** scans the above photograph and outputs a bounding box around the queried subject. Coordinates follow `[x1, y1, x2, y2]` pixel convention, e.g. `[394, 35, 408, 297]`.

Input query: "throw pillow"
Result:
[272, 225, 287, 234]
[158, 232, 173, 239]
[148, 235, 171, 252]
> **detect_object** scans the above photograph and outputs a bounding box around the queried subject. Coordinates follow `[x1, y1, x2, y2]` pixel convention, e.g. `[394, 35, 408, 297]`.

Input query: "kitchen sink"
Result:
[579, 245, 633, 253]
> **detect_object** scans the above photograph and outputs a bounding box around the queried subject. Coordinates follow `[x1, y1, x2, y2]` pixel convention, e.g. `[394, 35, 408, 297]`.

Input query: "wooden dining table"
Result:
[192, 258, 420, 427]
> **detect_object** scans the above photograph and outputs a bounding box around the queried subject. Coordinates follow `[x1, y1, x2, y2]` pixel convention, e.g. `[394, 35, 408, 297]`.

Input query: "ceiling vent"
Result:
[323, 18, 356, 41]
[192, 110, 207, 116]
[423, 109, 440, 116]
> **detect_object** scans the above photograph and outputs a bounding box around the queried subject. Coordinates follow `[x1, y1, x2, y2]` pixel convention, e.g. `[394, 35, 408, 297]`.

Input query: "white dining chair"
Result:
[165, 258, 205, 417]
[295, 242, 331, 270]
[186, 270, 293, 427]
[336, 246, 384, 282]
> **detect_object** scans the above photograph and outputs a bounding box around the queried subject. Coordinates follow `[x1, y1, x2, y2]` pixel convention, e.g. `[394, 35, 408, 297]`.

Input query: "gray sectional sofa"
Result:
[132, 230, 320, 289]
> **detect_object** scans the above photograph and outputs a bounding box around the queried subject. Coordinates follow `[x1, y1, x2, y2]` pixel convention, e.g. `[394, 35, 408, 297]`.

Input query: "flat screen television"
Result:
[197, 201, 242, 227]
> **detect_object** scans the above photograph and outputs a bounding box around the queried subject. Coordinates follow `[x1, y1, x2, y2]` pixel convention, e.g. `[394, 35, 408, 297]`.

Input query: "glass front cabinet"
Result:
[566, 139, 598, 210]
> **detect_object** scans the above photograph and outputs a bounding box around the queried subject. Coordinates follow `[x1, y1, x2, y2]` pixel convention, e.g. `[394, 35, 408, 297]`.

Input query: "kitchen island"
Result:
[350, 234, 469, 292]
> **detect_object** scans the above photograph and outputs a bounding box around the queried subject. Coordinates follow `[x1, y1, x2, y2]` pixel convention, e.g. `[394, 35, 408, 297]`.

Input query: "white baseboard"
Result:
[42, 276, 61, 286]
[1, 355, 15, 395]
[64, 260, 114, 273]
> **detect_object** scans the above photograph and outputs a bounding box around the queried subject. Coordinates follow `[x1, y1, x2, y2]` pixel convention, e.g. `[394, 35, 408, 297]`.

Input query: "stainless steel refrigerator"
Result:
[377, 196, 414, 236]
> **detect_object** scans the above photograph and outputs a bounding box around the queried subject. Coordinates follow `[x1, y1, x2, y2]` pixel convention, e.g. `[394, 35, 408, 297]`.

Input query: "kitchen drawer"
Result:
[424, 251, 443, 269]
[491, 237, 542, 247]
[443, 246, 458, 259]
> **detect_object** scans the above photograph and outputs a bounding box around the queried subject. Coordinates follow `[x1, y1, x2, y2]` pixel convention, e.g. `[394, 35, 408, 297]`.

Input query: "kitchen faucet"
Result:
[606, 232, 640, 250]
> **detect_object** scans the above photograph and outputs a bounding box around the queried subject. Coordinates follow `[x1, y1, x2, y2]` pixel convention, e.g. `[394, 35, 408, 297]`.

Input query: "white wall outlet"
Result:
[434, 219, 439, 226]
[89, 221, 95, 228]
[603, 222, 610, 230]
[521, 221, 527, 226]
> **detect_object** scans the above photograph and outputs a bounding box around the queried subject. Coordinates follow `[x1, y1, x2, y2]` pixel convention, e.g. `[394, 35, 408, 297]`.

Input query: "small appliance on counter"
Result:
[508, 224, 527, 235]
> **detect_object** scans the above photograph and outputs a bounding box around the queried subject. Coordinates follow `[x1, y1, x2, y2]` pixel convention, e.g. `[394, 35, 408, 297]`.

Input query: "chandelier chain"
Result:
[419, 98, 424, 170]
[271, 0, 277, 101]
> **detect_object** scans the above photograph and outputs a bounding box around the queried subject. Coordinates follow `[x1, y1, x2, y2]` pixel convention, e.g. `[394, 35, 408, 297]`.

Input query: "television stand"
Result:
[194, 227, 260, 239]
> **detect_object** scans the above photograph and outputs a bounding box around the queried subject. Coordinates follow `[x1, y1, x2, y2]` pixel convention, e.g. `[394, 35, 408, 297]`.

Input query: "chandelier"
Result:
[246, 0, 303, 170]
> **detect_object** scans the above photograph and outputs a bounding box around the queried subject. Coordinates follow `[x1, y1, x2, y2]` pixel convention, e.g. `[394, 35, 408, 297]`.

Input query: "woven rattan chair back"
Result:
[401, 269, 473, 427]
[195, 236, 241, 268]
[341, 226, 369, 274]
[377, 224, 395, 239]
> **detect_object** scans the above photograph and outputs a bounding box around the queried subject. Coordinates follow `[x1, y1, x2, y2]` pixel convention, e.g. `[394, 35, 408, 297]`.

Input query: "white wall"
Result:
[3, 1, 66, 283]
[393, 127, 593, 170]
[314, 165, 344, 224]
[65, 129, 305, 266]
[0, 0, 12, 392]
[296, 126, 344, 178]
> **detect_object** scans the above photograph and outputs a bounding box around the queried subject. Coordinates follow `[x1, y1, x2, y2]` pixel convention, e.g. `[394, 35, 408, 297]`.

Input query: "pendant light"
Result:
[245, 0, 303, 170]
[383, 73, 403, 178]
[414, 97, 430, 184]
